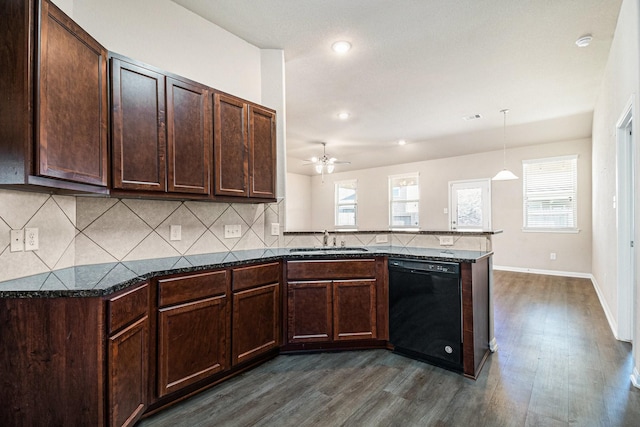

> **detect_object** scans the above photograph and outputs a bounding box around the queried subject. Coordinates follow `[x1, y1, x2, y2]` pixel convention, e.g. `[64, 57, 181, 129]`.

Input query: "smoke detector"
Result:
[575, 34, 593, 47]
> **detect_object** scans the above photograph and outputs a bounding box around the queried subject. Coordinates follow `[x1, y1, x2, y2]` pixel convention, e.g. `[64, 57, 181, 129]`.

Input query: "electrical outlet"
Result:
[439, 236, 454, 246]
[25, 228, 38, 251]
[271, 223, 280, 236]
[550, 252, 557, 260]
[10, 229, 24, 252]
[170, 225, 181, 241]
[375, 234, 388, 243]
[224, 224, 241, 239]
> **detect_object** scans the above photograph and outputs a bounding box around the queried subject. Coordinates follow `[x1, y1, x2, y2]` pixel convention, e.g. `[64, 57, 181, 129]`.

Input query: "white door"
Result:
[449, 179, 492, 231]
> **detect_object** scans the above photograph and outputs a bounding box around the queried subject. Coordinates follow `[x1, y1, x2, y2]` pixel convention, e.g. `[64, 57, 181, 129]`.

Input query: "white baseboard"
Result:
[632, 367, 640, 389]
[493, 265, 621, 341]
[489, 337, 498, 353]
[589, 274, 620, 341]
[492, 265, 592, 279]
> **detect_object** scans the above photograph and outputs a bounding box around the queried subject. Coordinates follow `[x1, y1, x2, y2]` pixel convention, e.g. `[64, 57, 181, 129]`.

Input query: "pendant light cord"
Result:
[501, 109, 509, 169]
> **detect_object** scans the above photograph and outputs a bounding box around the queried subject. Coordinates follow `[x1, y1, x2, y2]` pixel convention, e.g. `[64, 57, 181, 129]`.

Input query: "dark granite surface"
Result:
[0, 246, 492, 298]
[284, 229, 503, 236]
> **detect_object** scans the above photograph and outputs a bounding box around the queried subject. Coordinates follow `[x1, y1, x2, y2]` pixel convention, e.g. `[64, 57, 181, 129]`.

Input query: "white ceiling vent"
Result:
[462, 114, 482, 121]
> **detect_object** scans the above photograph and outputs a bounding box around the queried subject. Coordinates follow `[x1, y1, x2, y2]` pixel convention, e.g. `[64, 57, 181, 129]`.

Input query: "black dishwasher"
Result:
[388, 258, 463, 372]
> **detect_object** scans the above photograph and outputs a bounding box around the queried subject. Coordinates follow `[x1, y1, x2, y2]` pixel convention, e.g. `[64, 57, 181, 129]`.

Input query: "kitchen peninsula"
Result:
[0, 246, 493, 427]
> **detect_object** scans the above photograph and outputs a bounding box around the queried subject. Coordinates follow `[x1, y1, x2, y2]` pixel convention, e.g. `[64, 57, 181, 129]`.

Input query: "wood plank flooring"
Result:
[139, 271, 640, 426]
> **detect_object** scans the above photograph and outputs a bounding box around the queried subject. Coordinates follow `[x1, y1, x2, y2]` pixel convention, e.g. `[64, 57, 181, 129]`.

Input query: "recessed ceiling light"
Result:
[575, 34, 593, 47]
[398, 139, 407, 146]
[338, 112, 350, 120]
[332, 41, 352, 54]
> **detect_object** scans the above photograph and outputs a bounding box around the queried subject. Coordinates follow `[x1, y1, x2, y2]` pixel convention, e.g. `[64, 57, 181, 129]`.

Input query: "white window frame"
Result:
[388, 172, 420, 230]
[448, 178, 492, 231]
[522, 155, 579, 233]
[335, 179, 358, 229]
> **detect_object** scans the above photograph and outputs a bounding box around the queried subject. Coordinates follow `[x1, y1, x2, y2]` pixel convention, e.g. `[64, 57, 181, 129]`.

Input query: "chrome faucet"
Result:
[323, 230, 329, 246]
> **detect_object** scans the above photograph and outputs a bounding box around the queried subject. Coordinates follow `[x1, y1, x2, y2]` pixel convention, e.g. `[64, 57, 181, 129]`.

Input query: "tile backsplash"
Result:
[0, 189, 282, 282]
[284, 232, 492, 252]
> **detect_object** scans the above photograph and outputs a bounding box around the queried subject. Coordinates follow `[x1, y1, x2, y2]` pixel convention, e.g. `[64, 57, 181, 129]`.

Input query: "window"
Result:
[449, 179, 492, 231]
[335, 180, 357, 228]
[523, 155, 578, 231]
[389, 173, 419, 229]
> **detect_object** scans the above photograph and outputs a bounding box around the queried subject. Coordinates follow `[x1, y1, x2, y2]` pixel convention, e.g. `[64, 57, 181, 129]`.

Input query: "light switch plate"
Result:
[25, 228, 38, 251]
[170, 225, 181, 241]
[271, 223, 280, 236]
[375, 234, 388, 243]
[10, 229, 24, 252]
[439, 236, 454, 246]
[224, 224, 241, 239]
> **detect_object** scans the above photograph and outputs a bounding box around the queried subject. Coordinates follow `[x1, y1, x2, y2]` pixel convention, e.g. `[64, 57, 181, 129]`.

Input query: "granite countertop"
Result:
[0, 246, 492, 298]
[284, 229, 503, 236]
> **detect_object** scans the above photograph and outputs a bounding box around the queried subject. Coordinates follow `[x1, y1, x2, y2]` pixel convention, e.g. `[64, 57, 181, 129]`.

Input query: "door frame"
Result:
[616, 96, 635, 342]
[448, 178, 492, 231]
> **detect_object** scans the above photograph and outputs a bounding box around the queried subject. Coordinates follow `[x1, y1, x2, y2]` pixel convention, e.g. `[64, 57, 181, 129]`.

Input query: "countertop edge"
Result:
[0, 249, 493, 298]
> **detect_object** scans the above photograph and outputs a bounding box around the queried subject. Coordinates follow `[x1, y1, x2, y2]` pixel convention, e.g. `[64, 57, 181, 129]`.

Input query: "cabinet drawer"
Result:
[108, 282, 149, 334]
[232, 262, 280, 292]
[158, 270, 228, 308]
[287, 259, 376, 280]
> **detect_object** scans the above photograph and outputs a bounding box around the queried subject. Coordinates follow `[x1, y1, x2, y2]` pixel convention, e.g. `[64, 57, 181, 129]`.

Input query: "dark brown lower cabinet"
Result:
[233, 283, 280, 364]
[107, 281, 149, 427]
[285, 258, 386, 346]
[287, 280, 333, 343]
[333, 279, 377, 341]
[157, 295, 229, 397]
[231, 262, 281, 365]
[108, 316, 148, 427]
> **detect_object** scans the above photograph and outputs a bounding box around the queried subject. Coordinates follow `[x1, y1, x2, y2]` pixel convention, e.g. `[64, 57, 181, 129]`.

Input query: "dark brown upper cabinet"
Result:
[111, 57, 166, 192]
[214, 93, 276, 200]
[0, 0, 108, 193]
[111, 55, 211, 196]
[166, 77, 211, 195]
[249, 105, 277, 199]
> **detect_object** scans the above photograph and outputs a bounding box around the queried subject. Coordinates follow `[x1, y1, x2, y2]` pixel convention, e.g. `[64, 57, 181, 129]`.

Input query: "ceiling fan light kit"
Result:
[305, 142, 350, 181]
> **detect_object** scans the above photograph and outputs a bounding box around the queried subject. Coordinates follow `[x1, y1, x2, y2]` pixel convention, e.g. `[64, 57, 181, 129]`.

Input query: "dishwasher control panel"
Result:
[388, 258, 459, 275]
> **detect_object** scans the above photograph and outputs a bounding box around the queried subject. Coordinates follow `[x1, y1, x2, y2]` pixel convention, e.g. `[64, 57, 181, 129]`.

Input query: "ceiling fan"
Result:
[304, 142, 350, 181]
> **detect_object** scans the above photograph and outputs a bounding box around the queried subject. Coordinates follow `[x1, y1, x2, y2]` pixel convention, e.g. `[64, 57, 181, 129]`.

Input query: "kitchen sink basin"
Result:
[288, 247, 369, 253]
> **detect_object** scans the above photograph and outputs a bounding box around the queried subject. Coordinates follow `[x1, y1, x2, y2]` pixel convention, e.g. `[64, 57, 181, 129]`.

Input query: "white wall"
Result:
[591, 0, 640, 383]
[261, 49, 287, 200]
[71, 0, 262, 103]
[295, 138, 592, 274]
[285, 173, 312, 231]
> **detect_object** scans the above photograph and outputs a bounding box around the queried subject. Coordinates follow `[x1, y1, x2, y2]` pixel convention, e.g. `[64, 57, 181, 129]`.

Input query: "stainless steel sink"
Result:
[288, 247, 369, 253]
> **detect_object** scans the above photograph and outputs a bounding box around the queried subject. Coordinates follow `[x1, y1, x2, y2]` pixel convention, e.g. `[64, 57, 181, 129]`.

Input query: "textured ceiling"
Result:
[173, 0, 622, 175]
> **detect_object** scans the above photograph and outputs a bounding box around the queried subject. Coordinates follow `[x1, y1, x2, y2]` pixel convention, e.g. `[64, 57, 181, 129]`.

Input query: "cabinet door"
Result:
[37, 0, 108, 186]
[287, 281, 332, 344]
[213, 93, 248, 197]
[232, 283, 280, 365]
[157, 295, 228, 397]
[248, 105, 276, 199]
[166, 77, 211, 195]
[333, 280, 377, 341]
[108, 316, 148, 427]
[111, 57, 166, 192]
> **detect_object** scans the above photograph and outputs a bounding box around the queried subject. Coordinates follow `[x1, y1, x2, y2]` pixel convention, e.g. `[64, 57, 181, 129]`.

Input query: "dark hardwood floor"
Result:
[139, 271, 640, 426]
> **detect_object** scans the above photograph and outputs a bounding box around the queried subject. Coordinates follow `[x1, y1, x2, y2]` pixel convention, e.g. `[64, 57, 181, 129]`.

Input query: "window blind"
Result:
[523, 155, 577, 231]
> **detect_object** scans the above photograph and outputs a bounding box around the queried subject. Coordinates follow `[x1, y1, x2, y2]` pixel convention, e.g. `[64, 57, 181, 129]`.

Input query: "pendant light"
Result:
[492, 109, 518, 181]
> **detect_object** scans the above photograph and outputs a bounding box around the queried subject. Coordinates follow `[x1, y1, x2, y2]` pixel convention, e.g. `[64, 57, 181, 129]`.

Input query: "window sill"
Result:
[522, 228, 580, 234]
